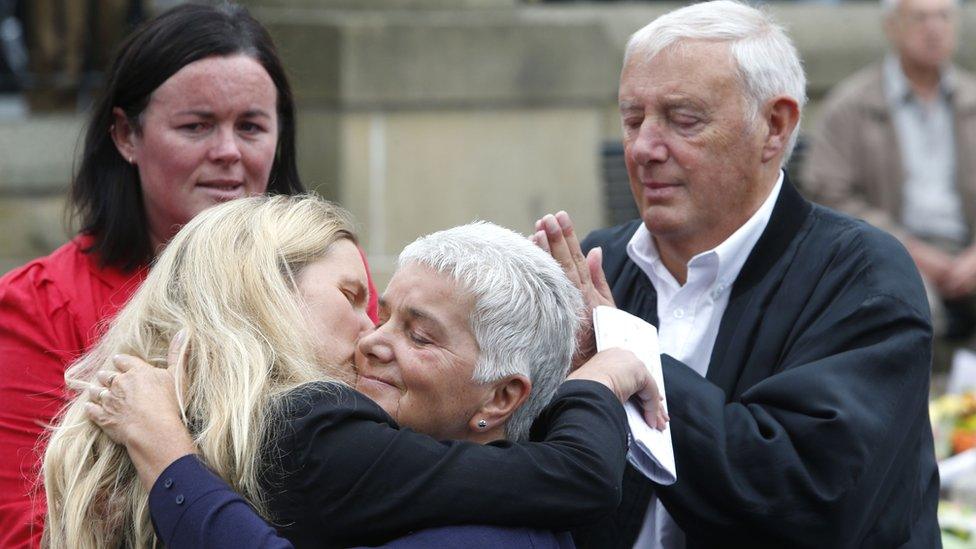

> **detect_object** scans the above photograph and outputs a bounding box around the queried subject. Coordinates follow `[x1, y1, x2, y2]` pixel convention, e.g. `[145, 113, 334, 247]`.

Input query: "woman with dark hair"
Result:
[0, 4, 377, 547]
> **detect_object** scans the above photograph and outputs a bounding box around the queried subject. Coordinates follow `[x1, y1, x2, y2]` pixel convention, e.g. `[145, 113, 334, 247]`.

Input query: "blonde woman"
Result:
[43, 194, 658, 548]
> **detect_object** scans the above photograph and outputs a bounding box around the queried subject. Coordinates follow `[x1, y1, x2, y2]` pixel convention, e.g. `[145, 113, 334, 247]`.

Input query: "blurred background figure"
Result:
[803, 0, 976, 358]
[24, 0, 146, 112]
[0, 0, 26, 117]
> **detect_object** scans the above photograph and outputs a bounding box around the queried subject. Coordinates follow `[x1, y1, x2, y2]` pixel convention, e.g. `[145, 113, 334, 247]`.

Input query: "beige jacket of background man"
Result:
[803, 62, 976, 244]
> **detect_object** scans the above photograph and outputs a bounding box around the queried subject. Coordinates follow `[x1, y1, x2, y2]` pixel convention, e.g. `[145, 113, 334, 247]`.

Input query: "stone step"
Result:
[0, 114, 83, 195]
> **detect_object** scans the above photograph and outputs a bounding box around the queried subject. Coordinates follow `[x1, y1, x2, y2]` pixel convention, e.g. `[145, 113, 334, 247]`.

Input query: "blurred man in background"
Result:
[804, 0, 976, 347]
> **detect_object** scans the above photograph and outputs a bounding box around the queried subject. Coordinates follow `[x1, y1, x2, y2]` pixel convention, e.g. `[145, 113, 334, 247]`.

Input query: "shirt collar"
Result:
[627, 171, 784, 290]
[884, 54, 954, 105]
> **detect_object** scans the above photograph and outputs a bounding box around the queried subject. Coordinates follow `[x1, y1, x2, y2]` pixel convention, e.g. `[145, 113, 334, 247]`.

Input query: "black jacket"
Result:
[573, 180, 940, 548]
[264, 380, 627, 548]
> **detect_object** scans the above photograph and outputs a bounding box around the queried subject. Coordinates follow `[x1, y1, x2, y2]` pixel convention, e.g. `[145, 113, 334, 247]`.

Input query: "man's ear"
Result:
[111, 107, 138, 165]
[760, 95, 800, 163]
[468, 375, 532, 435]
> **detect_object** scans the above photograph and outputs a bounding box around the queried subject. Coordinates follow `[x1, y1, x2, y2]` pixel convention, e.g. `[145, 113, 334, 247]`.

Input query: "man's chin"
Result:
[641, 207, 686, 235]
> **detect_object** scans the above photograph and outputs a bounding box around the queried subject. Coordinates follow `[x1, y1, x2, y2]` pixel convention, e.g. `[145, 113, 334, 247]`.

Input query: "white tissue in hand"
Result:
[593, 306, 676, 485]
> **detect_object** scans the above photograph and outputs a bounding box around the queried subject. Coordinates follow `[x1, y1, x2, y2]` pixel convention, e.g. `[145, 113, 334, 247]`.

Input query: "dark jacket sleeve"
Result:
[269, 379, 627, 548]
[149, 454, 293, 549]
[348, 525, 575, 549]
[580, 210, 939, 548]
[655, 228, 936, 547]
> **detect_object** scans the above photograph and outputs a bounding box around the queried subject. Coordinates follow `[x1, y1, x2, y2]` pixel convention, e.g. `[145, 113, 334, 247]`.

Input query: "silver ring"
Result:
[99, 388, 110, 402]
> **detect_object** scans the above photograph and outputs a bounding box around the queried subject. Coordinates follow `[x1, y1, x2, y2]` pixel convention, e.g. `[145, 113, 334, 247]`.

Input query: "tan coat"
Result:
[803, 62, 976, 244]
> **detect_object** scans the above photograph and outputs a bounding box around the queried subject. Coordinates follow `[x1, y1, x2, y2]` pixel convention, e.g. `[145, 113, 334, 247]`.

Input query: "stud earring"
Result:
[477, 419, 488, 429]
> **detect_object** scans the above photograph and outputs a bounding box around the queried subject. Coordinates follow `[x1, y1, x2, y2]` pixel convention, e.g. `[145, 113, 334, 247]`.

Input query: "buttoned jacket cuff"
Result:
[148, 453, 224, 543]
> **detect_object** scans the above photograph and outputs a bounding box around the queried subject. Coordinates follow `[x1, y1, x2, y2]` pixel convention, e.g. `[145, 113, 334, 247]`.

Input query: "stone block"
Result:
[245, 0, 515, 8]
[0, 115, 82, 194]
[0, 195, 71, 276]
[296, 109, 342, 200]
[337, 107, 605, 287]
[258, 9, 618, 108]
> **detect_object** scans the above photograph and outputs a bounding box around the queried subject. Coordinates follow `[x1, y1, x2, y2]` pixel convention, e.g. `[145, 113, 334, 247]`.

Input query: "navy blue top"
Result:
[150, 454, 291, 549]
[149, 455, 576, 549]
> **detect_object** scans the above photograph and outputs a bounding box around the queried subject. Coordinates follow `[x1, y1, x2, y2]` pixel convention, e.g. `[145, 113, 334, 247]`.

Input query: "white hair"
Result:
[881, 0, 959, 17]
[398, 221, 583, 442]
[624, 0, 808, 166]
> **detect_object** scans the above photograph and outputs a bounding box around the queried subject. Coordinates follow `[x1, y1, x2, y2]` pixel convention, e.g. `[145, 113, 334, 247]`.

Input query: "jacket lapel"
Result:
[615, 262, 659, 328]
[705, 177, 812, 397]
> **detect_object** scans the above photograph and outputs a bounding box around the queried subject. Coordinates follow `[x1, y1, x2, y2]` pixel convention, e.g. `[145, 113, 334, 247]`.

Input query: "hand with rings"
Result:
[83, 331, 197, 490]
[98, 370, 119, 388]
[84, 331, 194, 454]
[85, 381, 113, 405]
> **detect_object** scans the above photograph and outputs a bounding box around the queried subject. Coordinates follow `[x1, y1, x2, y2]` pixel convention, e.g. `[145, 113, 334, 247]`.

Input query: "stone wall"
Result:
[2, 2, 973, 285]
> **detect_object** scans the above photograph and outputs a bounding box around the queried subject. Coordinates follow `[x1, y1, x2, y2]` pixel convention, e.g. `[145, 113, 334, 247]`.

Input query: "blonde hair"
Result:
[42, 194, 357, 549]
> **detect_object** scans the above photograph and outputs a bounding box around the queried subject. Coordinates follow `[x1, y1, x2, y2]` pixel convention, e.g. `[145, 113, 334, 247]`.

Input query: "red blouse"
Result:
[0, 235, 146, 548]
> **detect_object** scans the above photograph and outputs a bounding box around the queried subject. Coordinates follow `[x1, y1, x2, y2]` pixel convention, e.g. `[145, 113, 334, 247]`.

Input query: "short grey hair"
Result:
[398, 221, 583, 441]
[624, 0, 807, 166]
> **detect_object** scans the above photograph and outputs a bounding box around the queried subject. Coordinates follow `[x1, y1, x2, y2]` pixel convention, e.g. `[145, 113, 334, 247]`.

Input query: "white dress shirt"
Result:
[884, 54, 966, 244]
[629, 172, 784, 549]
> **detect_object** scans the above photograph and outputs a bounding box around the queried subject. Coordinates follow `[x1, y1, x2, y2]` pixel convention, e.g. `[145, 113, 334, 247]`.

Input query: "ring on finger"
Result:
[99, 388, 110, 402]
[106, 371, 118, 386]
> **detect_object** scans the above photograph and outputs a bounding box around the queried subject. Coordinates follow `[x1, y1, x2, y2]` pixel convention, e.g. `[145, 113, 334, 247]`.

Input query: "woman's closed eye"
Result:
[407, 330, 431, 346]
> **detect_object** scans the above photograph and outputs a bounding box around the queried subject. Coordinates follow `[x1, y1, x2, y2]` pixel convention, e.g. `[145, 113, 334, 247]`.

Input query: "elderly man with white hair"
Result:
[535, 1, 939, 547]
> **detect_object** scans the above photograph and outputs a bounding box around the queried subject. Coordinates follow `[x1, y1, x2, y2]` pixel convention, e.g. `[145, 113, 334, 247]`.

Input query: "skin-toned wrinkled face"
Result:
[296, 239, 375, 378]
[887, 0, 958, 74]
[113, 54, 279, 251]
[354, 263, 492, 441]
[618, 41, 772, 264]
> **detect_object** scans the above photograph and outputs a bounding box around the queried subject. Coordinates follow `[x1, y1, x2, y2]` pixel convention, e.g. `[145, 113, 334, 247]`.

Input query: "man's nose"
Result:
[630, 122, 669, 166]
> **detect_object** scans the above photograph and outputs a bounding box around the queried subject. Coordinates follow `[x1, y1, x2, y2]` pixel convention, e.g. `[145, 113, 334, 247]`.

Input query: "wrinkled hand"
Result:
[943, 246, 976, 299]
[568, 348, 668, 430]
[531, 211, 615, 367]
[906, 238, 954, 295]
[84, 331, 196, 489]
